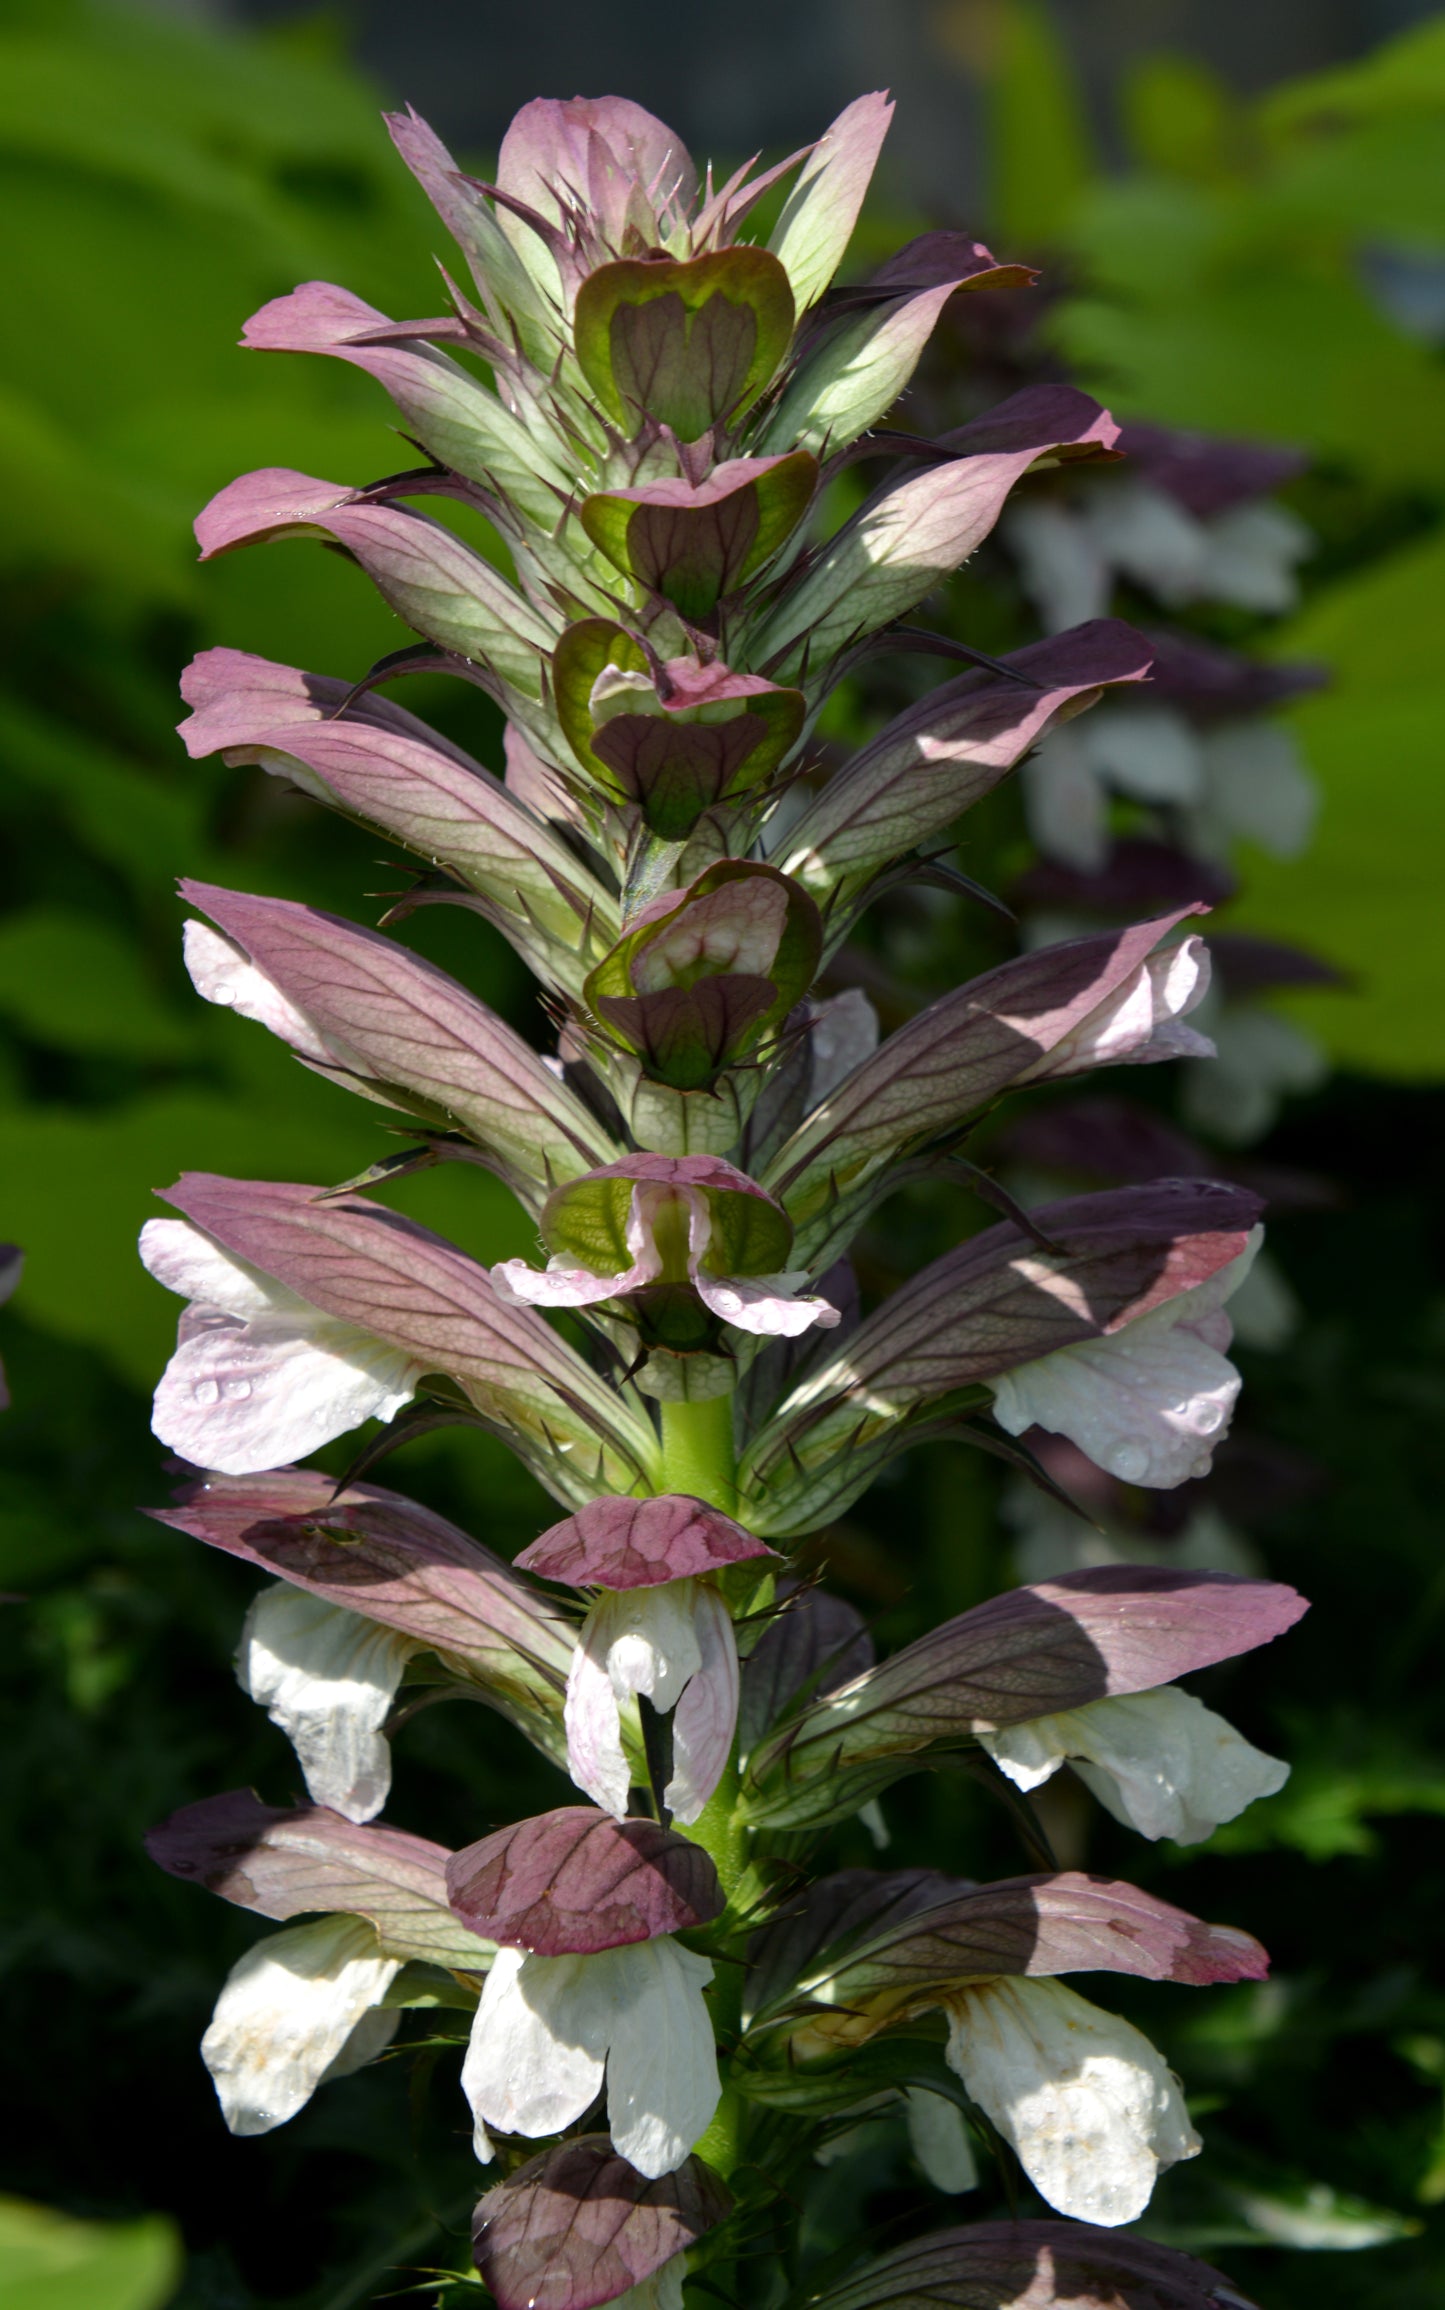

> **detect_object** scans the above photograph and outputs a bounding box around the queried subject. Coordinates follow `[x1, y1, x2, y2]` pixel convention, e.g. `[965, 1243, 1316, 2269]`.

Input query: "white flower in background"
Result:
[980, 1685, 1289, 1844]
[140, 1218, 422, 1474]
[990, 1226, 1262, 1488]
[1003, 498, 1112, 633]
[201, 1916, 400, 2135]
[1182, 1005, 1328, 1145]
[462, 1938, 719, 2179]
[1003, 1480, 1261, 1586]
[237, 1582, 417, 1823]
[1190, 722, 1318, 860]
[943, 1976, 1200, 2225]
[1019, 706, 1204, 873]
[1075, 706, 1207, 807]
[1079, 480, 1311, 615]
[1192, 500, 1313, 614]
[565, 1578, 738, 1824]
[1020, 935, 1215, 1080]
[1082, 481, 1216, 608]
[1019, 725, 1111, 873]
[905, 2087, 980, 2193]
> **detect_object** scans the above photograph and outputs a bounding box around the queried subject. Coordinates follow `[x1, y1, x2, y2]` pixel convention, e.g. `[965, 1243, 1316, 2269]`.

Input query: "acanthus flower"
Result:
[447, 1808, 724, 2177]
[517, 1495, 776, 1823]
[201, 1915, 401, 2137]
[140, 1216, 422, 1475]
[990, 1224, 1264, 1488]
[491, 1156, 841, 1378]
[941, 1976, 1199, 2226]
[979, 1685, 1289, 1845]
[236, 1581, 418, 1825]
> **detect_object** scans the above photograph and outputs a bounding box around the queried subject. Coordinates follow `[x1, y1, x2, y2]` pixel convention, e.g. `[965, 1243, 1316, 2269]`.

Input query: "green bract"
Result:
[574, 247, 796, 439]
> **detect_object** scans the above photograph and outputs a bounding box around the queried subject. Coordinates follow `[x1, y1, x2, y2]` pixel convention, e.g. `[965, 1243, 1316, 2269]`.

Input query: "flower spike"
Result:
[142, 76, 1299, 2310]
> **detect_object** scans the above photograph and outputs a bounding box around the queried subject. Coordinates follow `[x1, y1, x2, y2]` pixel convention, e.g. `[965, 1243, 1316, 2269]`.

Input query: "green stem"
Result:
[654, 1393, 749, 2179]
[657, 1391, 737, 1513]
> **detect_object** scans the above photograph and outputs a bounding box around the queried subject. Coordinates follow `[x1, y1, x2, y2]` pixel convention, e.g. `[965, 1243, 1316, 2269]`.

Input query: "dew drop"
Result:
[192, 1378, 221, 1406]
[221, 1376, 253, 1401]
[1114, 1442, 1149, 1483]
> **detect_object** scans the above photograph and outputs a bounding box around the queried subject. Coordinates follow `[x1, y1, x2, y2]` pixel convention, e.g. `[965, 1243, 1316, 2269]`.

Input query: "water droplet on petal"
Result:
[1114, 1441, 1149, 1483]
[192, 1378, 221, 1406]
[221, 1376, 253, 1401]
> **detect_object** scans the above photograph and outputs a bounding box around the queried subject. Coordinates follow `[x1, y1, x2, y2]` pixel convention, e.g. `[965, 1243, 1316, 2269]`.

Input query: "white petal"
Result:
[1059, 1687, 1289, 1844]
[944, 1977, 1199, 2225]
[602, 1939, 720, 2178]
[462, 1946, 608, 2142]
[1024, 936, 1213, 1081]
[1078, 705, 1205, 805]
[990, 1230, 1262, 1488]
[693, 1268, 841, 1337]
[183, 921, 336, 1065]
[493, 1184, 667, 1309]
[564, 1621, 633, 1819]
[140, 1217, 282, 1321]
[1198, 722, 1317, 858]
[602, 1583, 705, 1716]
[1004, 499, 1112, 633]
[991, 1312, 1240, 1487]
[489, 1254, 645, 1309]
[1019, 731, 1110, 872]
[905, 2087, 979, 2193]
[1197, 501, 1311, 614]
[806, 989, 880, 1108]
[237, 1583, 415, 1822]
[150, 1314, 420, 1476]
[201, 1916, 400, 2136]
[977, 1717, 1069, 1794]
[665, 1586, 739, 1825]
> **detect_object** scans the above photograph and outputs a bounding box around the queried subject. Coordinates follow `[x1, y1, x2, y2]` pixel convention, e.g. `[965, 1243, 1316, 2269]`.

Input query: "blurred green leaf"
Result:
[1260, 16, 1445, 131]
[0, 909, 192, 1056]
[0, 2198, 180, 2310]
[1226, 532, 1445, 1076]
[969, 0, 1096, 251]
[1121, 55, 1240, 184]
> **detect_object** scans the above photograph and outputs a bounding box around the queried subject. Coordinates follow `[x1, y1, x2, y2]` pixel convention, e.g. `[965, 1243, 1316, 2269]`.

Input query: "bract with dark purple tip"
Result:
[744, 1567, 1307, 1825]
[516, 1493, 775, 1591]
[805, 2218, 1260, 2310]
[473, 2137, 732, 2310]
[805, 1869, 1269, 2011]
[144, 1789, 493, 1968]
[446, 1806, 723, 1954]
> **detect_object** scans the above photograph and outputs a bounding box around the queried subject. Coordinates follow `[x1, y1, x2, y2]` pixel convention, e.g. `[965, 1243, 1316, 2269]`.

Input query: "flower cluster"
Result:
[143, 92, 1301, 2310]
